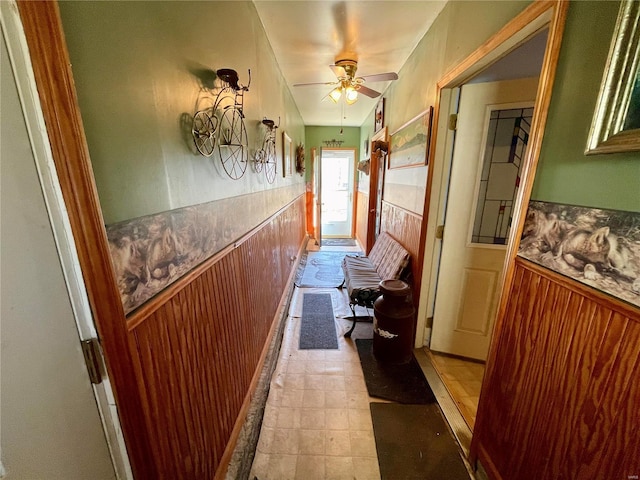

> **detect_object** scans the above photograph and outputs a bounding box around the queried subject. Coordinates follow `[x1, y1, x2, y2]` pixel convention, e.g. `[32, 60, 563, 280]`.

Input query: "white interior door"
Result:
[320, 148, 355, 237]
[1, 25, 117, 478]
[430, 77, 538, 360]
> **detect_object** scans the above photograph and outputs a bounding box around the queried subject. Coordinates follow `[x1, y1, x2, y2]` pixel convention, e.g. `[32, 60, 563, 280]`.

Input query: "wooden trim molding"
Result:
[517, 257, 640, 321]
[366, 127, 388, 254]
[381, 199, 423, 220]
[16, 1, 156, 477]
[477, 0, 569, 435]
[468, 1, 572, 470]
[126, 194, 305, 330]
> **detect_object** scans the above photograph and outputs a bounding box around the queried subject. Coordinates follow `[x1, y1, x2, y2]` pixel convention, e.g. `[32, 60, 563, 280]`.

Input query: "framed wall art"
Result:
[519, 200, 640, 307]
[388, 107, 433, 169]
[282, 131, 292, 177]
[374, 98, 385, 133]
[586, 0, 640, 154]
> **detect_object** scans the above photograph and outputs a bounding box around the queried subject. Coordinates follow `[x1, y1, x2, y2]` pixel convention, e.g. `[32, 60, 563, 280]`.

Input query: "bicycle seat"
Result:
[216, 69, 240, 90]
[262, 118, 276, 129]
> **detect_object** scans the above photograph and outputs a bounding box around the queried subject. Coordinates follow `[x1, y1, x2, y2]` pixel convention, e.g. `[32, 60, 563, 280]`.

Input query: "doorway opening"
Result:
[320, 148, 356, 240]
[430, 33, 546, 430]
[418, 3, 567, 455]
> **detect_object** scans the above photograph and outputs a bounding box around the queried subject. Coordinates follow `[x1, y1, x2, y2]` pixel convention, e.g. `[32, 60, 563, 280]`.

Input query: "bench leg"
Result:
[344, 304, 358, 338]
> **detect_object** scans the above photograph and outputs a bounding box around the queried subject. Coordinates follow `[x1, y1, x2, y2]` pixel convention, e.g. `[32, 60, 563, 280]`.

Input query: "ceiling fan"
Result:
[293, 59, 398, 105]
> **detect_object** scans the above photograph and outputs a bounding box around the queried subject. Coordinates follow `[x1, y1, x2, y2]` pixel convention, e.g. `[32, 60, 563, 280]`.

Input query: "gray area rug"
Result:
[299, 293, 338, 349]
[371, 403, 470, 480]
[297, 251, 349, 287]
[321, 238, 357, 246]
[356, 339, 434, 404]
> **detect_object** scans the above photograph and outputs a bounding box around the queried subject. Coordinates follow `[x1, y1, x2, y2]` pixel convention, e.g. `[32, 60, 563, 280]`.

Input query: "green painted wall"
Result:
[304, 126, 361, 182]
[359, 1, 532, 214]
[532, 0, 640, 212]
[59, 1, 305, 225]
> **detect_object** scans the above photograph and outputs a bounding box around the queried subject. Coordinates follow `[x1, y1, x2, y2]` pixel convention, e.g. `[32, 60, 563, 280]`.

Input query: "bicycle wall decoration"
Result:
[191, 68, 251, 180]
[254, 117, 280, 184]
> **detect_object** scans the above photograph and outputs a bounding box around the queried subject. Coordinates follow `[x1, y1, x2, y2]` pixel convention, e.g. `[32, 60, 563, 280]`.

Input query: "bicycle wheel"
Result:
[192, 110, 216, 157]
[254, 148, 265, 173]
[218, 107, 248, 179]
[264, 138, 277, 184]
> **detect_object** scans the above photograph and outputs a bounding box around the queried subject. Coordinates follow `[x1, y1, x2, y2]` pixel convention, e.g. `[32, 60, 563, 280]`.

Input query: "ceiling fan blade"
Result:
[360, 72, 399, 82]
[357, 85, 382, 98]
[329, 65, 346, 78]
[293, 81, 338, 87]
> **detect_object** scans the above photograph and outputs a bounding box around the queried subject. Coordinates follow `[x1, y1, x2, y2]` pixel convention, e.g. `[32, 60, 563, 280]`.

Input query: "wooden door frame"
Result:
[319, 147, 357, 239]
[365, 127, 388, 254]
[16, 2, 156, 478]
[414, 0, 569, 465]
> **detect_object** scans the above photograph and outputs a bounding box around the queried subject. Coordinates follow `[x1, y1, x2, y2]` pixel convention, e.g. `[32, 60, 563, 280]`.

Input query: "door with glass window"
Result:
[320, 148, 355, 237]
[430, 78, 538, 360]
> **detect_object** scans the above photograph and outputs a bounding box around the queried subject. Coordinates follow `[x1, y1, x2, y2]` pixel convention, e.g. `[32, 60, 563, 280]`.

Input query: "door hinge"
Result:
[435, 224, 445, 240]
[81, 338, 104, 385]
[448, 114, 458, 131]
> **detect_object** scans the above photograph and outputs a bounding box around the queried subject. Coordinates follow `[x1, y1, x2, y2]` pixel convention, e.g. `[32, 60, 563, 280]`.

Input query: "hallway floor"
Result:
[249, 243, 471, 480]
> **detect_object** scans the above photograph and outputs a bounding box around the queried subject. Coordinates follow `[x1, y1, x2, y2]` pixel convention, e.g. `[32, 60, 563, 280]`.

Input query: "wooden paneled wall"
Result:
[472, 257, 640, 480]
[381, 201, 423, 293]
[128, 196, 306, 478]
[355, 191, 369, 250]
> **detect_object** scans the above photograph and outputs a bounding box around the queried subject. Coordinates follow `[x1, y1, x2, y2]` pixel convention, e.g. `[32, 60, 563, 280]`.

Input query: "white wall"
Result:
[0, 29, 115, 479]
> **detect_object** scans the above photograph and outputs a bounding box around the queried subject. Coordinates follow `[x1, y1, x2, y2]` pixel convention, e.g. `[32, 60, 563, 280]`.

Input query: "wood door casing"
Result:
[366, 127, 387, 254]
[16, 2, 155, 477]
[18, 3, 308, 477]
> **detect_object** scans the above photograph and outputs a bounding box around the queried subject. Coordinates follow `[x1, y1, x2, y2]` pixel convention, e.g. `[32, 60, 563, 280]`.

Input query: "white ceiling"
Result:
[253, 1, 447, 127]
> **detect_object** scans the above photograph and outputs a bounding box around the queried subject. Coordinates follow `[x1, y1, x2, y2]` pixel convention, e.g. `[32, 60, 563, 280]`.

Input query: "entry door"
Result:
[320, 148, 355, 237]
[430, 78, 538, 360]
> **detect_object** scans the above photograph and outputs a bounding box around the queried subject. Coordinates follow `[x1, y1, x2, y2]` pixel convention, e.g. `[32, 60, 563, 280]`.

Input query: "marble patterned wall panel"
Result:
[107, 185, 303, 313]
[519, 200, 640, 307]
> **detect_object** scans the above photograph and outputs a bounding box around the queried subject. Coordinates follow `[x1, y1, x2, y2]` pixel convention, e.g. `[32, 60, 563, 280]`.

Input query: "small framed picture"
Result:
[282, 131, 292, 177]
[374, 98, 385, 133]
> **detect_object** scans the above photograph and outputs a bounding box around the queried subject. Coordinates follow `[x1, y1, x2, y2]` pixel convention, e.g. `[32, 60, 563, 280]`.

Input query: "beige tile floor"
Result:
[250, 248, 383, 480]
[428, 352, 485, 429]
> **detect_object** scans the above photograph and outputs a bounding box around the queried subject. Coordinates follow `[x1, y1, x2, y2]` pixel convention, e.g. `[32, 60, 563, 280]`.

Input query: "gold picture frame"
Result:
[586, 0, 640, 154]
[388, 107, 433, 169]
[282, 131, 292, 177]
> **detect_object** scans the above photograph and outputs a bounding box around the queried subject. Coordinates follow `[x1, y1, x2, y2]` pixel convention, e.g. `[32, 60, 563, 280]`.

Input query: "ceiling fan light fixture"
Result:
[329, 87, 342, 103]
[345, 85, 358, 104]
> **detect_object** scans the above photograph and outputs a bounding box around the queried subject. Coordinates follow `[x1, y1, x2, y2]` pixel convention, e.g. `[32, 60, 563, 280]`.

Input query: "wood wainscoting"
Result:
[128, 196, 306, 478]
[355, 190, 369, 249]
[381, 200, 423, 297]
[472, 257, 640, 480]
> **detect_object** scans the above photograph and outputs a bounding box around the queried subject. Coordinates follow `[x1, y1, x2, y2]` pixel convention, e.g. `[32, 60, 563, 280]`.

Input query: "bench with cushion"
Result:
[341, 231, 411, 337]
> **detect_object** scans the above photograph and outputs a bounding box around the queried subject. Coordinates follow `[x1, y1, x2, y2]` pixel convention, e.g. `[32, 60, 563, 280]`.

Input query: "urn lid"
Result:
[378, 279, 411, 297]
